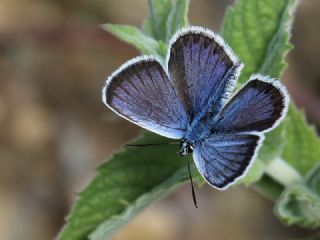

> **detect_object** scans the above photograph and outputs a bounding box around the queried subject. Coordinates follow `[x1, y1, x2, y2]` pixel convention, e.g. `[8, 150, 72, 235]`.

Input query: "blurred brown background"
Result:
[0, 0, 319, 239]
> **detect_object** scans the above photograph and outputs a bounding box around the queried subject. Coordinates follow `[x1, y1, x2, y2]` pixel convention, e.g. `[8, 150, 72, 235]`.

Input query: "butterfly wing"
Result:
[193, 133, 262, 189]
[167, 26, 243, 121]
[192, 75, 288, 189]
[102, 56, 189, 139]
[213, 75, 289, 133]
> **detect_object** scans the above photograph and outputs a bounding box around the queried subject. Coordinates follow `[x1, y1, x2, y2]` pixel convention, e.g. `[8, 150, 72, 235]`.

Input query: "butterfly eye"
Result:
[188, 144, 194, 152]
[178, 142, 191, 157]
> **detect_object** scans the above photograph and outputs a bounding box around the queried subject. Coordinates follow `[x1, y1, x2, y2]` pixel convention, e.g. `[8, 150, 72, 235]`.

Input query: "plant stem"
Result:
[265, 157, 303, 187]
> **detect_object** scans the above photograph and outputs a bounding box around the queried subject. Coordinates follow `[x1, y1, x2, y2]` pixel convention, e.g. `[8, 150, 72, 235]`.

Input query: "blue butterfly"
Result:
[102, 26, 289, 190]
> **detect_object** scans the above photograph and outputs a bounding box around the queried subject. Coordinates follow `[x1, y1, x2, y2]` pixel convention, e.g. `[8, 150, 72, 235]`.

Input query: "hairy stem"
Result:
[265, 156, 303, 187]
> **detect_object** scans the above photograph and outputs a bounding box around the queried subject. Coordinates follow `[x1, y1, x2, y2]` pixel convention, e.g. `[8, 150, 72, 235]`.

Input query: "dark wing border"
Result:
[246, 74, 289, 133]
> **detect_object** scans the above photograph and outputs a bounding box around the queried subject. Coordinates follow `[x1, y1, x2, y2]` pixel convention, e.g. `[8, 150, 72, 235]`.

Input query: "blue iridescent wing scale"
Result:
[213, 74, 289, 133]
[193, 133, 263, 189]
[192, 75, 288, 189]
[102, 56, 189, 139]
[167, 27, 243, 121]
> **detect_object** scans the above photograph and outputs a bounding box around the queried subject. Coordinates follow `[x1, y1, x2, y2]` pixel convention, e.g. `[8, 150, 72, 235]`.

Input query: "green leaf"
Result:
[275, 164, 320, 228]
[241, 120, 288, 185]
[166, 0, 190, 41]
[259, 120, 288, 164]
[222, 0, 296, 84]
[145, 0, 173, 41]
[89, 164, 192, 240]
[258, 0, 296, 78]
[58, 133, 198, 240]
[253, 175, 284, 201]
[141, 18, 154, 37]
[276, 184, 319, 227]
[241, 160, 266, 186]
[101, 24, 161, 56]
[282, 105, 320, 175]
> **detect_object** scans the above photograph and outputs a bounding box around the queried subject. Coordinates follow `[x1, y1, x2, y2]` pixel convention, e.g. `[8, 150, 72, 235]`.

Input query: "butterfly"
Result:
[102, 26, 289, 190]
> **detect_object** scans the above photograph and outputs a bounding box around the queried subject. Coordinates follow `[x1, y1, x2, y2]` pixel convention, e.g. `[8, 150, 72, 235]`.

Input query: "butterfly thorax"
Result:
[178, 141, 194, 157]
[184, 114, 216, 144]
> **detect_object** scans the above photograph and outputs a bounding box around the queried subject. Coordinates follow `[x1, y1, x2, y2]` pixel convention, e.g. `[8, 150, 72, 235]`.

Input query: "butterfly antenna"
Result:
[187, 156, 198, 208]
[125, 142, 180, 147]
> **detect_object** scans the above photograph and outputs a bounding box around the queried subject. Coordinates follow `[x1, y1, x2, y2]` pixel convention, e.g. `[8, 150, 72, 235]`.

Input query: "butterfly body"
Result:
[184, 109, 225, 143]
[178, 141, 193, 157]
[102, 26, 289, 190]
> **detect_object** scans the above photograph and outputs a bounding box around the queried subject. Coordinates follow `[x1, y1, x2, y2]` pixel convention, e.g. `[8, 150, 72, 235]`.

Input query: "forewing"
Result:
[102, 56, 189, 139]
[214, 75, 289, 133]
[193, 133, 262, 189]
[167, 26, 243, 121]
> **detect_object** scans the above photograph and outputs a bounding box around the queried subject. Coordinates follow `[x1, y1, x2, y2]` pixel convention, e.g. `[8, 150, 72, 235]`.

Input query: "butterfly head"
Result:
[178, 141, 194, 157]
